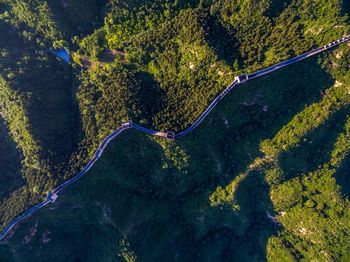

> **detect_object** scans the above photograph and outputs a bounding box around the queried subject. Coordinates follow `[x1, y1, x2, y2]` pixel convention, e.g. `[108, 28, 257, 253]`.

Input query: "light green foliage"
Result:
[160, 141, 190, 172]
[0, 77, 41, 171]
[0, 117, 23, 200]
[118, 239, 137, 262]
[209, 172, 247, 209]
[330, 116, 350, 167]
[77, 29, 106, 61]
[1, 0, 63, 44]
[260, 73, 350, 261]
[260, 83, 350, 157]
[1, 0, 350, 261]
[269, 167, 350, 261]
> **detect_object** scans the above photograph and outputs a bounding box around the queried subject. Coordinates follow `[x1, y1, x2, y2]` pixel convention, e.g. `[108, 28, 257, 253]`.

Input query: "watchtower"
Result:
[166, 131, 176, 140]
[235, 74, 249, 83]
[122, 120, 133, 129]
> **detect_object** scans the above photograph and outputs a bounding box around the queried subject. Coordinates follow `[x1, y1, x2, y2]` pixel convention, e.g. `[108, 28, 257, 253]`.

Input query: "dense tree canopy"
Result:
[0, 0, 350, 261]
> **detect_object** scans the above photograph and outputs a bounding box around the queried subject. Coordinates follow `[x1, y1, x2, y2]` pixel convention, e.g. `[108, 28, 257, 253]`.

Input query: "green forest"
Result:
[0, 0, 350, 261]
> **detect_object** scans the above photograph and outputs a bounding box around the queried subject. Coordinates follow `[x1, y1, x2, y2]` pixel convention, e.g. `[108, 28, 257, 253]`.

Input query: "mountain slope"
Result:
[0, 0, 350, 261]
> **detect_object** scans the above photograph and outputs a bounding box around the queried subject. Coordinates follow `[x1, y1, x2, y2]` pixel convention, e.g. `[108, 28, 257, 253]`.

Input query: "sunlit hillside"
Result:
[0, 0, 350, 261]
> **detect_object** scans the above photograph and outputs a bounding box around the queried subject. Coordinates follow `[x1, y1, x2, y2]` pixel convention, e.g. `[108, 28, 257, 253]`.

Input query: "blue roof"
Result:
[50, 48, 70, 64]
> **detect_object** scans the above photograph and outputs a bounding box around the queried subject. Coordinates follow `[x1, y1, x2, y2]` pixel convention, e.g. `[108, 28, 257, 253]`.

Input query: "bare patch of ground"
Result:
[41, 230, 51, 244]
[23, 221, 38, 245]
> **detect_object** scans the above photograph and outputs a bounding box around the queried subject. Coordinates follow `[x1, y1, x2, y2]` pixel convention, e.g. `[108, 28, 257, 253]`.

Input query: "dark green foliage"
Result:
[47, 0, 106, 38]
[0, 17, 81, 227]
[279, 107, 350, 181]
[0, 21, 82, 178]
[0, 119, 23, 200]
[1, 0, 350, 261]
[334, 156, 350, 198]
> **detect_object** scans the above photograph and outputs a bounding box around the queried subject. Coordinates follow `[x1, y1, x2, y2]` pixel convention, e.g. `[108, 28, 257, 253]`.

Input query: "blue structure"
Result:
[1, 34, 350, 241]
[50, 48, 70, 64]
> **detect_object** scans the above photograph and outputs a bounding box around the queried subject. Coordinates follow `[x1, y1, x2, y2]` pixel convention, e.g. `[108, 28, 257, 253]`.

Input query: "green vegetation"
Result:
[0, 118, 23, 200]
[0, 14, 82, 226]
[0, 0, 350, 261]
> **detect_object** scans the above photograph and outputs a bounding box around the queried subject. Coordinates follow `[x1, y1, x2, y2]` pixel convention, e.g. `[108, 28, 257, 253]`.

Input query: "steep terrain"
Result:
[0, 0, 350, 261]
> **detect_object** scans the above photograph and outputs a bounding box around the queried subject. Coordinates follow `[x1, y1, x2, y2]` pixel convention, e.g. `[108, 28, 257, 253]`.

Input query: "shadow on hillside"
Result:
[133, 70, 166, 124]
[266, 0, 293, 18]
[178, 56, 332, 182]
[0, 120, 25, 200]
[279, 107, 350, 183]
[341, 0, 350, 16]
[0, 245, 14, 261]
[231, 171, 278, 261]
[0, 22, 83, 177]
[0, 3, 9, 13]
[0, 50, 336, 261]
[205, 14, 241, 66]
[335, 156, 350, 199]
[47, 0, 107, 39]
[174, 56, 333, 259]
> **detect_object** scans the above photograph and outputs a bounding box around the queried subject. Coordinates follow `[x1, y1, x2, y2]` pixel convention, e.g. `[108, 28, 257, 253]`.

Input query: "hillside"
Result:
[0, 0, 350, 261]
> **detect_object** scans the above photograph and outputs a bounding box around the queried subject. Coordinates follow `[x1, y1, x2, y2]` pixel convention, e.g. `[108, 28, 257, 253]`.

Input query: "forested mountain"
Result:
[0, 0, 350, 261]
